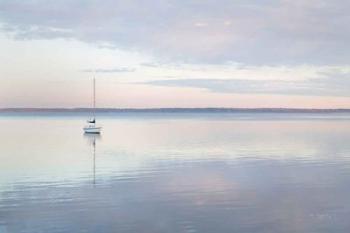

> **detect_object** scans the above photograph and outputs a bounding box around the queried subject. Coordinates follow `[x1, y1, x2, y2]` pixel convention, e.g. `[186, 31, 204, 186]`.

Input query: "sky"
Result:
[0, 0, 350, 108]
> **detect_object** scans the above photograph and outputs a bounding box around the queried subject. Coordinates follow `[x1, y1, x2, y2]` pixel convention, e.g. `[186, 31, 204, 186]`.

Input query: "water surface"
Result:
[1, 113, 350, 233]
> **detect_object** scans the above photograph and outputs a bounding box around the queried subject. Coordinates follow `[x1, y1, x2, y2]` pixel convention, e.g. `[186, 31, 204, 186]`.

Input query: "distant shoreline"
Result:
[1, 108, 350, 113]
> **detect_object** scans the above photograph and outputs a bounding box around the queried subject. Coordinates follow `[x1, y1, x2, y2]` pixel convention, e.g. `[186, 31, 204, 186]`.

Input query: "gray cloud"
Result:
[145, 70, 350, 97]
[0, 0, 350, 65]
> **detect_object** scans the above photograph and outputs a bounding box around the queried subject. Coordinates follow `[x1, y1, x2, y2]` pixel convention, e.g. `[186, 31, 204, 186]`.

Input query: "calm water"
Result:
[1, 112, 350, 233]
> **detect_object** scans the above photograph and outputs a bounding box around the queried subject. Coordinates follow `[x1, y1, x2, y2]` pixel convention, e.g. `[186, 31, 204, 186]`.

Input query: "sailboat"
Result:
[83, 78, 102, 134]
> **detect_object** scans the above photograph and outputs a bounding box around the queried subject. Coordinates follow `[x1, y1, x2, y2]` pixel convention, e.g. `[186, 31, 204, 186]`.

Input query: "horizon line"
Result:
[1, 107, 350, 113]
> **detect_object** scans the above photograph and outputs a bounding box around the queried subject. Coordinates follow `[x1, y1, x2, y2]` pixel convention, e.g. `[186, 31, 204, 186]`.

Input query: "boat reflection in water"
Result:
[84, 133, 101, 184]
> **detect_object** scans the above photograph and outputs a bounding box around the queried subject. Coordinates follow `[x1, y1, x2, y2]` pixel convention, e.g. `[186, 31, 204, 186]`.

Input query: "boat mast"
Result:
[93, 77, 96, 121]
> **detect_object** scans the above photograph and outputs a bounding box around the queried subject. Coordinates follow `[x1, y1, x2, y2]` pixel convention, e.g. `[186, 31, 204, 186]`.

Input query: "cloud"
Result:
[145, 69, 350, 97]
[81, 67, 136, 73]
[0, 0, 350, 65]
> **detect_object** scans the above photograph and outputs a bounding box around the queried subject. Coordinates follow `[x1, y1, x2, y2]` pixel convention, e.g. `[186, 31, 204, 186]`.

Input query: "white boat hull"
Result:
[84, 126, 102, 134]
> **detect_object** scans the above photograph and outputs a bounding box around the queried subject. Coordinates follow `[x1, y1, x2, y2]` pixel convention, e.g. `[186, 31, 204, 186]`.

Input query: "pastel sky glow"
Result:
[0, 0, 350, 108]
